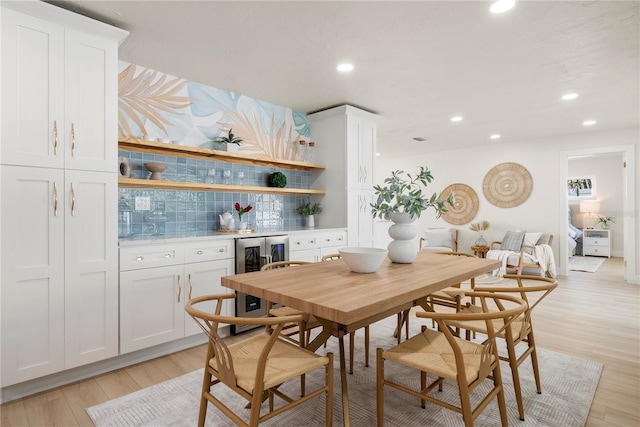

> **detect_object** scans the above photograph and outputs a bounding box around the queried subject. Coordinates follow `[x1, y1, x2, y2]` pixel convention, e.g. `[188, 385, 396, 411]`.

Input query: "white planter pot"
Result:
[306, 215, 315, 229]
[387, 212, 417, 263]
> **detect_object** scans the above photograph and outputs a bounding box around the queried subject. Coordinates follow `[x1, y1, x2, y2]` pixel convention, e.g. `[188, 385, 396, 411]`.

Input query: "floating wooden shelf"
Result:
[118, 178, 326, 195]
[118, 137, 326, 171]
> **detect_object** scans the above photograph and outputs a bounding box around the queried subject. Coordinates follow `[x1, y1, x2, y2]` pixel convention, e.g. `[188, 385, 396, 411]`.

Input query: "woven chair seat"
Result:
[431, 287, 466, 299]
[210, 332, 330, 393]
[382, 327, 493, 383]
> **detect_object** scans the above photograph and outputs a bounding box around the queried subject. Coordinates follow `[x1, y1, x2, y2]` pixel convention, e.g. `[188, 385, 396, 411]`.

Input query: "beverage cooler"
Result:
[233, 235, 289, 334]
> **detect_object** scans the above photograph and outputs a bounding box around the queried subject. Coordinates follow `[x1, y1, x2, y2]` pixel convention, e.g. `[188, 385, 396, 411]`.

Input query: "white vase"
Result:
[307, 215, 315, 229]
[387, 212, 418, 263]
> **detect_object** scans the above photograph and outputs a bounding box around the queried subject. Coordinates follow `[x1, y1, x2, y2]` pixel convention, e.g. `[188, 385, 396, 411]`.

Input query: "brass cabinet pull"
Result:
[164, 253, 171, 259]
[196, 250, 204, 255]
[53, 121, 58, 155]
[188, 273, 193, 300]
[177, 275, 182, 303]
[135, 256, 144, 262]
[71, 123, 76, 157]
[53, 181, 58, 217]
[70, 182, 75, 216]
[218, 248, 225, 253]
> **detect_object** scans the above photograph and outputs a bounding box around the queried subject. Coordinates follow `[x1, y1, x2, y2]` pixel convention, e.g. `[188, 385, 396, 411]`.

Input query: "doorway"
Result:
[559, 144, 637, 284]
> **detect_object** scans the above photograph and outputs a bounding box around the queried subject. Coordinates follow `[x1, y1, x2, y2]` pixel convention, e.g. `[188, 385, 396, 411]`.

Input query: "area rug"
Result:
[87, 315, 602, 427]
[569, 256, 606, 273]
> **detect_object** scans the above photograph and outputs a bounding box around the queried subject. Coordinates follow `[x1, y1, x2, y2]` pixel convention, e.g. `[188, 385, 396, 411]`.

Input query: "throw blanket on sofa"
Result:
[486, 250, 514, 277]
[534, 244, 557, 278]
[487, 245, 557, 278]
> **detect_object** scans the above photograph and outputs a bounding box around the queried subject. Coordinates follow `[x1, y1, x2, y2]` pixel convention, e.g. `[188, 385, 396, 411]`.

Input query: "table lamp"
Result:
[579, 201, 600, 229]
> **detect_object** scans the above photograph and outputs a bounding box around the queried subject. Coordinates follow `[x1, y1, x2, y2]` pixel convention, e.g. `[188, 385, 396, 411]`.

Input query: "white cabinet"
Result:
[0, 2, 127, 387]
[309, 106, 378, 248]
[583, 229, 611, 258]
[289, 230, 348, 262]
[1, 6, 122, 172]
[119, 240, 234, 354]
[0, 166, 118, 384]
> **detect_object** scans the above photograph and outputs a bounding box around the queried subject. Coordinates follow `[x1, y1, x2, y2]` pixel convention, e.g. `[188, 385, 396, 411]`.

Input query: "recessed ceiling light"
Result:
[412, 137, 427, 142]
[562, 93, 579, 100]
[336, 63, 354, 72]
[490, 0, 516, 14]
[490, 134, 501, 140]
[583, 120, 597, 126]
[376, 152, 381, 156]
[450, 116, 463, 122]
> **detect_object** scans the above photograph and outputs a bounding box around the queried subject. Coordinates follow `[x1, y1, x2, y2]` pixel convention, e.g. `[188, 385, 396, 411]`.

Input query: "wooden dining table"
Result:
[221, 252, 501, 426]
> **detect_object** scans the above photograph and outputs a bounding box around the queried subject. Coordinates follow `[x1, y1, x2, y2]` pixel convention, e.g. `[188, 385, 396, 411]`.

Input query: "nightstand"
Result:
[471, 246, 490, 258]
[582, 229, 611, 258]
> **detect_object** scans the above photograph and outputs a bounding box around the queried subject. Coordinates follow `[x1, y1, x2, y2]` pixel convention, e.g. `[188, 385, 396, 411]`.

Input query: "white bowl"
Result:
[338, 247, 388, 273]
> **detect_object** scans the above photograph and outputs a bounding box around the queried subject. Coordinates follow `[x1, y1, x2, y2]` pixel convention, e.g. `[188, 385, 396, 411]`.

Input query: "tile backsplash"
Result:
[118, 150, 311, 238]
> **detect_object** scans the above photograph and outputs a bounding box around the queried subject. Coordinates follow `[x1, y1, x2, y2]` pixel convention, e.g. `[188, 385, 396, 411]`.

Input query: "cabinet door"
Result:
[1, 8, 65, 168]
[64, 170, 118, 367]
[120, 265, 185, 354]
[346, 115, 376, 189]
[289, 248, 321, 263]
[64, 29, 118, 172]
[184, 259, 235, 337]
[347, 189, 375, 247]
[1, 166, 65, 386]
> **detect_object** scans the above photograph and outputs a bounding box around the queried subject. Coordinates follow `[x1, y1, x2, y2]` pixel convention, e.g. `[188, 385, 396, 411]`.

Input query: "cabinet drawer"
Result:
[318, 231, 347, 248]
[184, 239, 233, 263]
[290, 235, 318, 251]
[120, 244, 184, 271]
[583, 237, 609, 246]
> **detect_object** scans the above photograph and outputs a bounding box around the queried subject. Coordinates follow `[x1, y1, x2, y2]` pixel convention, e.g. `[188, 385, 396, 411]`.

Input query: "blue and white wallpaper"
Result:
[118, 61, 310, 160]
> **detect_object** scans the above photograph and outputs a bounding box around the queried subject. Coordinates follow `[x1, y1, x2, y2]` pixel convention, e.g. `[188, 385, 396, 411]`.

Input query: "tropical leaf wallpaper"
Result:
[118, 61, 310, 161]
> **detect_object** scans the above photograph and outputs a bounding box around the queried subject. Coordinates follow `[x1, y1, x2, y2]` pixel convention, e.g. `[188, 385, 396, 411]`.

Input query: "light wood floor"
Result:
[1, 257, 638, 426]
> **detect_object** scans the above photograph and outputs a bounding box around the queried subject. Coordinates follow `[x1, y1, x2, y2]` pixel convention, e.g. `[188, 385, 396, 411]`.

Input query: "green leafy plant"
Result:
[267, 172, 287, 188]
[213, 128, 243, 146]
[596, 215, 615, 227]
[370, 166, 454, 219]
[298, 202, 322, 216]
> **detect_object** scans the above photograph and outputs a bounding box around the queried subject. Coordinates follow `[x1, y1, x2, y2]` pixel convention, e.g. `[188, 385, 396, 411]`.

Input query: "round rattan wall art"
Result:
[439, 183, 479, 225]
[482, 162, 533, 208]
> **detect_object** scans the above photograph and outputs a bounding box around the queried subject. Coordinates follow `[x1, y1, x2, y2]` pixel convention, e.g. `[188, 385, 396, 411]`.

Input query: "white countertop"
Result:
[118, 227, 347, 246]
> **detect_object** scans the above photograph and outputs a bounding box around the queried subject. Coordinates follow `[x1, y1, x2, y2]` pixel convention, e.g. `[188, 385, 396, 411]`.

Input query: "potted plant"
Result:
[371, 166, 454, 263]
[234, 202, 252, 230]
[595, 215, 615, 229]
[212, 128, 243, 152]
[469, 220, 491, 247]
[298, 202, 321, 228]
[267, 171, 287, 188]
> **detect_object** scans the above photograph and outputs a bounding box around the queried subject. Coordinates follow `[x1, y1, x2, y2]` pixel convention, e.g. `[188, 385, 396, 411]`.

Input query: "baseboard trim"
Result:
[0, 328, 228, 404]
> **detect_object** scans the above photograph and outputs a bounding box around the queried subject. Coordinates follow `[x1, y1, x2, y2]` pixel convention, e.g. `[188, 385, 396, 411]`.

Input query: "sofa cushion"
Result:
[501, 230, 526, 252]
[524, 232, 542, 246]
[422, 229, 453, 249]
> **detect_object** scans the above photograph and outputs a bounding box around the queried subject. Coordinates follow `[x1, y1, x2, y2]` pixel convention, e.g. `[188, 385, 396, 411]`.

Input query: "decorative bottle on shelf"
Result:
[307, 141, 315, 163]
[297, 140, 306, 162]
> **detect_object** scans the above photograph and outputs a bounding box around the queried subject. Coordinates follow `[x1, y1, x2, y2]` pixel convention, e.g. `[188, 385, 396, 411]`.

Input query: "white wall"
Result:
[569, 154, 624, 256]
[374, 127, 639, 279]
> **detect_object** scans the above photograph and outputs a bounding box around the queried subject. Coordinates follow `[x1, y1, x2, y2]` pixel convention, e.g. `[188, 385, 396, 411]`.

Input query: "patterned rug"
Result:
[87, 313, 602, 427]
[568, 256, 606, 273]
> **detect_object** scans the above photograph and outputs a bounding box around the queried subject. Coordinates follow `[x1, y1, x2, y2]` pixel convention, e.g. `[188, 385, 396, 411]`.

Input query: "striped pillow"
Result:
[500, 231, 526, 252]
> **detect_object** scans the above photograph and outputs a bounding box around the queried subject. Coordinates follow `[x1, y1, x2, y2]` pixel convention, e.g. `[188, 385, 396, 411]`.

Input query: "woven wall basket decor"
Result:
[440, 183, 479, 225]
[483, 162, 533, 208]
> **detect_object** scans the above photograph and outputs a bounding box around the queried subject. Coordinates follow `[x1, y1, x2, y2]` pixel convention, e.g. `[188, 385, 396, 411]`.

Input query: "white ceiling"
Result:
[49, 0, 639, 157]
